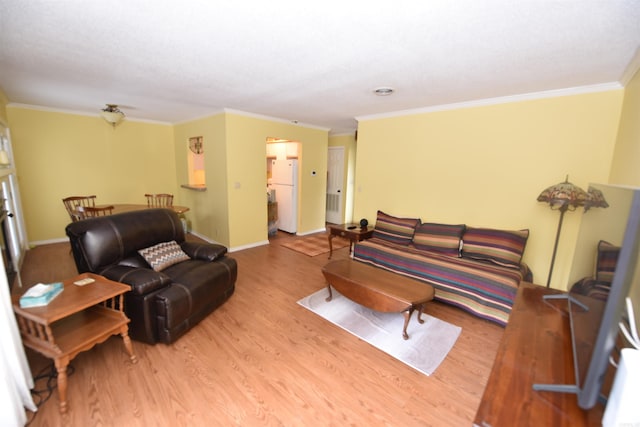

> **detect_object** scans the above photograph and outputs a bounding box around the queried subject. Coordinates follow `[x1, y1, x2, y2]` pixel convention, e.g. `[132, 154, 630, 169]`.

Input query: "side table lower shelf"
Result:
[43, 306, 134, 359]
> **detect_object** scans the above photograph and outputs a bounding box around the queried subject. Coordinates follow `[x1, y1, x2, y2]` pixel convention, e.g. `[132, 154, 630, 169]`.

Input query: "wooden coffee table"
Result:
[12, 273, 137, 413]
[321, 259, 435, 339]
[327, 223, 374, 259]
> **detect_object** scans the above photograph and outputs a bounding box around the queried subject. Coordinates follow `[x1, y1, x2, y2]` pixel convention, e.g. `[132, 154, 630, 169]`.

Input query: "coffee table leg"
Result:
[328, 234, 334, 259]
[325, 284, 333, 302]
[402, 307, 415, 340]
[416, 303, 425, 324]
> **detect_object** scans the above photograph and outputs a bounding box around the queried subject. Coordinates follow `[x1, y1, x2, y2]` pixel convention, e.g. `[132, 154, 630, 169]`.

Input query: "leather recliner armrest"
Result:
[180, 241, 227, 262]
[99, 265, 172, 296]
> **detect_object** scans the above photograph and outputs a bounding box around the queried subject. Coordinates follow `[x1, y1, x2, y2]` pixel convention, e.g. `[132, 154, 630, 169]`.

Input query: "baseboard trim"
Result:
[229, 240, 269, 253]
[296, 227, 326, 236]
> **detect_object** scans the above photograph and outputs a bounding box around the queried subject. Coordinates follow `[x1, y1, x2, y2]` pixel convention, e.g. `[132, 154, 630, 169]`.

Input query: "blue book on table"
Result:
[19, 282, 64, 308]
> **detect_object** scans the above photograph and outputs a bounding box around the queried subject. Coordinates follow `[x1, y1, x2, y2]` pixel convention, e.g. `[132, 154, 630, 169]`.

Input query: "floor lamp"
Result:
[537, 176, 589, 288]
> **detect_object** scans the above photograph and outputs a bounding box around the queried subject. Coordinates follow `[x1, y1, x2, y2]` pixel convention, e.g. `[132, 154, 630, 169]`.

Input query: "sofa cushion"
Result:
[372, 210, 420, 245]
[413, 223, 465, 257]
[595, 240, 620, 283]
[181, 241, 227, 261]
[462, 227, 529, 268]
[138, 240, 190, 272]
[100, 264, 172, 295]
[118, 254, 151, 269]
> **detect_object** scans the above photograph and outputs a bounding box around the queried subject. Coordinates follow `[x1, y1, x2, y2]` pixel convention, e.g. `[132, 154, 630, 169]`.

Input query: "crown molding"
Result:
[620, 46, 640, 86]
[6, 102, 172, 125]
[356, 82, 624, 123]
[224, 108, 330, 132]
[329, 131, 357, 138]
[172, 109, 226, 125]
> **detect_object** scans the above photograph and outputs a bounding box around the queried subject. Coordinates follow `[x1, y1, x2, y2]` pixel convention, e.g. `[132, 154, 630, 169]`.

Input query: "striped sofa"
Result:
[352, 211, 532, 326]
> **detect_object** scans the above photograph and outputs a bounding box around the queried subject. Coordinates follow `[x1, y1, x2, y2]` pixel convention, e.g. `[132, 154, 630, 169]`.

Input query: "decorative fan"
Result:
[189, 136, 203, 154]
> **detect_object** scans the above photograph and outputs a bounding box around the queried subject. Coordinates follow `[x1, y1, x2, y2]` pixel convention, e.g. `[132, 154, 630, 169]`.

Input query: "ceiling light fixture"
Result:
[373, 87, 395, 96]
[100, 104, 125, 128]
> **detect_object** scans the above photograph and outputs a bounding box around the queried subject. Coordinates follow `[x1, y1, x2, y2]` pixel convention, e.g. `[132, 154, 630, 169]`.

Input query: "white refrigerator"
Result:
[269, 159, 298, 233]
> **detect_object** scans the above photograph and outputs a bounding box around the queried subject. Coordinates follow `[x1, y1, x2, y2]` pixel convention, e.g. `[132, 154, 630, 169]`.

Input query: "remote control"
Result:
[74, 278, 95, 286]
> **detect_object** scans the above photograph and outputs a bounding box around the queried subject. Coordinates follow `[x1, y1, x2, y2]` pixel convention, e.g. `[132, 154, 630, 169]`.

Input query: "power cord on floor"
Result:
[25, 362, 75, 426]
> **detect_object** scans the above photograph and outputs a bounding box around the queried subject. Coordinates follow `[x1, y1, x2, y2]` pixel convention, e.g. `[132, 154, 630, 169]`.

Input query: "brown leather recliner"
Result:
[65, 208, 237, 344]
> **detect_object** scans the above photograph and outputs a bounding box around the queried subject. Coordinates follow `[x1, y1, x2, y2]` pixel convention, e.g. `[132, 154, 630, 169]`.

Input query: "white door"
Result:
[326, 147, 344, 224]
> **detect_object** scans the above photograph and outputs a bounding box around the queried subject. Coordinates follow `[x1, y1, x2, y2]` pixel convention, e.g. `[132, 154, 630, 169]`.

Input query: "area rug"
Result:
[297, 288, 461, 376]
[281, 234, 349, 257]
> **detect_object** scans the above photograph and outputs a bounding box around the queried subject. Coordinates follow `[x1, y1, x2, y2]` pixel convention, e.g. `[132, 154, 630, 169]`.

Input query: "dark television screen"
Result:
[567, 183, 640, 408]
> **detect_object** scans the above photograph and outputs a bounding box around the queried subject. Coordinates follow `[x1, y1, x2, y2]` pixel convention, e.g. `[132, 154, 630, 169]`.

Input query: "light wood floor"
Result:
[14, 231, 504, 426]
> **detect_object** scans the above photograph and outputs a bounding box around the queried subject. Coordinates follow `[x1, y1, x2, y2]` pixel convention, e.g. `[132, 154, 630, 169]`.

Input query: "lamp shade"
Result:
[584, 185, 610, 212]
[537, 176, 589, 212]
[100, 104, 125, 127]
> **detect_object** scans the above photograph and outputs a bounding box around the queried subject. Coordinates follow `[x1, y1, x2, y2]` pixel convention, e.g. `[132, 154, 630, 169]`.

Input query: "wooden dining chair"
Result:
[77, 205, 114, 219]
[62, 195, 97, 222]
[145, 193, 174, 208]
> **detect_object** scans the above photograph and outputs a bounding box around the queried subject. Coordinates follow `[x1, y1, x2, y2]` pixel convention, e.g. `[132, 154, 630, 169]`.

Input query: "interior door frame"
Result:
[326, 146, 345, 224]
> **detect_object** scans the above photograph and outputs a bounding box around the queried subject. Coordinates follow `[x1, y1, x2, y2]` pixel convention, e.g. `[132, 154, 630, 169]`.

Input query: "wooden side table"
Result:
[12, 273, 137, 413]
[473, 282, 606, 426]
[327, 223, 374, 259]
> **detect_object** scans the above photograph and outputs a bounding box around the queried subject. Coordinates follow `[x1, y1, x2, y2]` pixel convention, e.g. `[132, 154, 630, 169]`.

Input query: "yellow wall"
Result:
[610, 68, 640, 186]
[355, 91, 625, 289]
[224, 113, 328, 248]
[173, 112, 329, 249]
[7, 106, 176, 242]
[4, 104, 328, 248]
[174, 113, 231, 246]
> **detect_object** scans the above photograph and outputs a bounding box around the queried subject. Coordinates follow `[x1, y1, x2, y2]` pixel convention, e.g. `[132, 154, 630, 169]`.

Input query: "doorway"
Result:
[326, 146, 344, 224]
[266, 139, 300, 239]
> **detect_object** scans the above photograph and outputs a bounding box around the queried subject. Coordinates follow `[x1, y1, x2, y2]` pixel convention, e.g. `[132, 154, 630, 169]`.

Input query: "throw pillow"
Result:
[413, 223, 465, 257]
[595, 240, 620, 283]
[138, 240, 190, 272]
[462, 227, 529, 268]
[372, 210, 420, 245]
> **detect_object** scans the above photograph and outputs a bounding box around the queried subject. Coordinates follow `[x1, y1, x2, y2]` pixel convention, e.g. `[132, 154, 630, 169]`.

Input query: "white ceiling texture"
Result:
[1, 1, 639, 135]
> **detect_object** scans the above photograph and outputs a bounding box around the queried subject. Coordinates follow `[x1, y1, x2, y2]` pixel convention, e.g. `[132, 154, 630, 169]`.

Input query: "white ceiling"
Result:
[1, 1, 639, 135]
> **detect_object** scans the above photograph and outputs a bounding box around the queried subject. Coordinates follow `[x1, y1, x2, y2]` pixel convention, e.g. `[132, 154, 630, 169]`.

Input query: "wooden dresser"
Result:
[473, 282, 607, 427]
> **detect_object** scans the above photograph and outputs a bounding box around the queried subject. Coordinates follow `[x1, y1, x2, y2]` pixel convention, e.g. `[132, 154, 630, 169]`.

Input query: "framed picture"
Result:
[189, 136, 203, 154]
